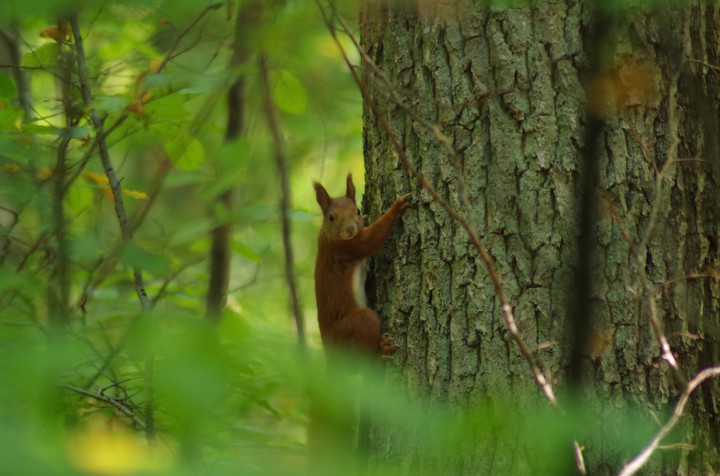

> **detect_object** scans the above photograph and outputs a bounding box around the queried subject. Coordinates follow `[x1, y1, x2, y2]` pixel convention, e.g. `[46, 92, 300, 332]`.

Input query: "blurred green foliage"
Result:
[0, 0, 363, 473]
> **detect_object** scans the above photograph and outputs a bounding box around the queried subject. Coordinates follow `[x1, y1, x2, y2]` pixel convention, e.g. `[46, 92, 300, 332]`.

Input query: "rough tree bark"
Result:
[360, 1, 720, 474]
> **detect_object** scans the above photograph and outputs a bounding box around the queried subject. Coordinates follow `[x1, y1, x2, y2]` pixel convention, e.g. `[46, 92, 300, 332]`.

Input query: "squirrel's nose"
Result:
[345, 225, 356, 236]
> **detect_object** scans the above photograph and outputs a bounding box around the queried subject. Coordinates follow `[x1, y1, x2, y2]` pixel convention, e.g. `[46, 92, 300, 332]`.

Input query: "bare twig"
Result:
[574, 440, 587, 475]
[617, 366, 720, 476]
[49, 138, 71, 326]
[632, 65, 682, 372]
[62, 384, 146, 430]
[258, 55, 306, 349]
[685, 58, 720, 73]
[154, 3, 223, 75]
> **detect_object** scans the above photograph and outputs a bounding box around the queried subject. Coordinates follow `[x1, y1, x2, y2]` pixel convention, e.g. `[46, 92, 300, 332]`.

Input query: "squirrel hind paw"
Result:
[379, 335, 399, 359]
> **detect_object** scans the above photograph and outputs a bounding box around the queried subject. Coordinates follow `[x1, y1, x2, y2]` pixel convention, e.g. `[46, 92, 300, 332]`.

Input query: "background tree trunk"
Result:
[360, 1, 720, 474]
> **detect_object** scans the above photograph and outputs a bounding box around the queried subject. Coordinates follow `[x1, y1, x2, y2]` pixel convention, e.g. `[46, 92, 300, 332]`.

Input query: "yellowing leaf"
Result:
[36, 167, 53, 180]
[82, 172, 109, 186]
[269, 69, 308, 115]
[83, 172, 114, 200]
[1, 164, 21, 173]
[123, 189, 149, 200]
[126, 101, 145, 115]
[39, 24, 70, 43]
[82, 172, 147, 201]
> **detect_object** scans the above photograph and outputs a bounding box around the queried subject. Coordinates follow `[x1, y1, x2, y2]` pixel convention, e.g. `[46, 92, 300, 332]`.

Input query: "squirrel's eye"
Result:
[328, 214, 335, 222]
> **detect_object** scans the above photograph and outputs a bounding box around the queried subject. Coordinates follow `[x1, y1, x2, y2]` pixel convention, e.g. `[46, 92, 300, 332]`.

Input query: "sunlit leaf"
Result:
[21, 43, 59, 68]
[20, 123, 57, 135]
[269, 69, 308, 115]
[166, 136, 205, 171]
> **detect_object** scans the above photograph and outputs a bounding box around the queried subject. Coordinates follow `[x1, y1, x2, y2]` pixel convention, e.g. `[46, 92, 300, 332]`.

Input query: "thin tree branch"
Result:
[48, 25, 77, 328]
[685, 58, 720, 73]
[206, 1, 262, 321]
[617, 366, 720, 476]
[633, 64, 682, 373]
[49, 132, 71, 326]
[62, 384, 146, 430]
[64, 115, 128, 194]
[258, 55, 306, 349]
[70, 15, 150, 311]
[154, 2, 223, 75]
[0, 27, 33, 120]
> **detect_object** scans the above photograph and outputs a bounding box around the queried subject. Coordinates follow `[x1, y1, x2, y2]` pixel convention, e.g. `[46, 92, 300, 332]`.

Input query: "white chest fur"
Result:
[352, 259, 367, 307]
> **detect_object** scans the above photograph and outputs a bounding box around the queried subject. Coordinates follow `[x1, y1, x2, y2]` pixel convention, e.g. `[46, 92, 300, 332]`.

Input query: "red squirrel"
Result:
[313, 174, 411, 357]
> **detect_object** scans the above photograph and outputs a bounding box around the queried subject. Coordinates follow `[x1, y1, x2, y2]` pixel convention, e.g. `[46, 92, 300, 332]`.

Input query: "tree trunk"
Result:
[360, 1, 720, 474]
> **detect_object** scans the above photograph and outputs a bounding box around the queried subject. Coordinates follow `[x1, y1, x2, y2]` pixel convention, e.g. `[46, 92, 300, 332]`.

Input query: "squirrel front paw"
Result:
[394, 193, 412, 213]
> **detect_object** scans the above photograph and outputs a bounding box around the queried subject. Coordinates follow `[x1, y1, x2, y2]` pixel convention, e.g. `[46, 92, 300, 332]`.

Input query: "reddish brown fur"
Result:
[313, 174, 410, 355]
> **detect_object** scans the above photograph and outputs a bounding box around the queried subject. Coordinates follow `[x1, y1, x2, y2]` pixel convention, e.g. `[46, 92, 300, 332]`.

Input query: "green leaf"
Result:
[58, 126, 91, 139]
[166, 136, 205, 171]
[0, 108, 21, 128]
[232, 242, 261, 262]
[95, 95, 128, 114]
[269, 69, 308, 115]
[22, 43, 59, 68]
[0, 76, 17, 100]
[121, 242, 171, 276]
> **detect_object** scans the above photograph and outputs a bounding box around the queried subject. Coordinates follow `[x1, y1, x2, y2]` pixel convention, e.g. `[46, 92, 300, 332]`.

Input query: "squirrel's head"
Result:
[314, 174, 366, 240]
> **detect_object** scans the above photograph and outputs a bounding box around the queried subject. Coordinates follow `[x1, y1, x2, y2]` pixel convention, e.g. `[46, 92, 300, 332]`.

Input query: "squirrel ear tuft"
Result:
[345, 174, 356, 202]
[314, 182, 331, 214]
